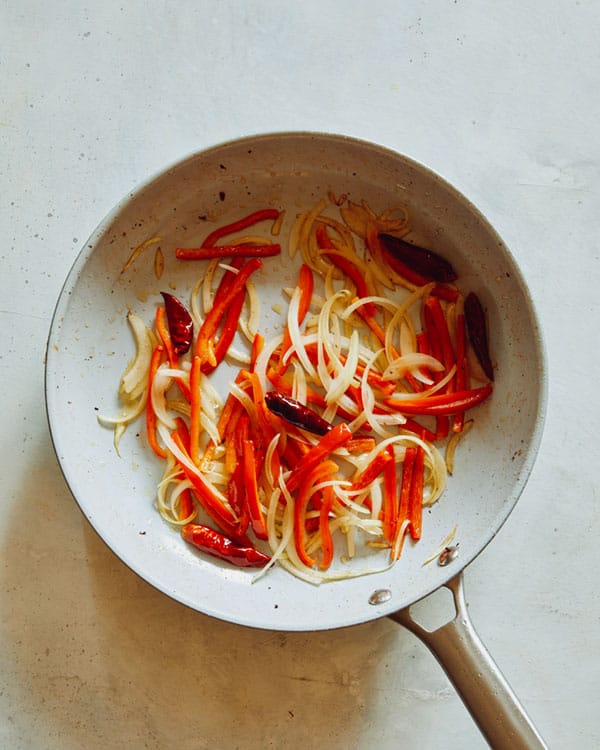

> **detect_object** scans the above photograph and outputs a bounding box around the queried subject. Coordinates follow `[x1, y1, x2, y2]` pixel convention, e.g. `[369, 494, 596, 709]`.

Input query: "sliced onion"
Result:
[382, 353, 444, 381]
[120, 312, 154, 399]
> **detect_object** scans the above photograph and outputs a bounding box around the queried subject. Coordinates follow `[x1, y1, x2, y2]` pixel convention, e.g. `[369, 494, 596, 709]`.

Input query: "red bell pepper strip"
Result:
[324, 252, 377, 317]
[398, 447, 416, 522]
[285, 423, 354, 493]
[226, 469, 251, 538]
[225, 415, 250, 538]
[189, 355, 202, 465]
[402, 418, 437, 443]
[278, 263, 314, 373]
[173, 416, 191, 450]
[202, 287, 246, 374]
[250, 332, 264, 370]
[243, 439, 268, 540]
[195, 258, 262, 366]
[318, 485, 335, 570]
[171, 432, 248, 543]
[424, 295, 455, 379]
[280, 434, 310, 471]
[408, 446, 424, 540]
[391, 446, 417, 561]
[452, 311, 468, 433]
[294, 460, 338, 568]
[176, 244, 281, 260]
[422, 304, 444, 379]
[182, 524, 270, 568]
[382, 445, 398, 543]
[427, 294, 456, 438]
[384, 383, 493, 416]
[178, 488, 195, 521]
[316, 223, 376, 317]
[146, 345, 167, 459]
[345, 437, 377, 454]
[200, 208, 280, 248]
[350, 449, 393, 492]
[155, 305, 178, 368]
[432, 284, 460, 303]
[239, 369, 277, 470]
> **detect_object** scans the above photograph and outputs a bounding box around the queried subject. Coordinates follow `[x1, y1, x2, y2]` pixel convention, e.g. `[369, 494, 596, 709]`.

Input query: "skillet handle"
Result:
[388, 572, 547, 749]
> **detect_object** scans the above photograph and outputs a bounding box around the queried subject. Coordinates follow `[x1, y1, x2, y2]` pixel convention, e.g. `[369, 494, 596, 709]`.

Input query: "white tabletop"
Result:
[2, 2, 598, 748]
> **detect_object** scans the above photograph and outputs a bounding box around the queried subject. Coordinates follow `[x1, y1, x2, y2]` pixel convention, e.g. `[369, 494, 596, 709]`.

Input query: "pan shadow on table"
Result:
[2, 434, 485, 750]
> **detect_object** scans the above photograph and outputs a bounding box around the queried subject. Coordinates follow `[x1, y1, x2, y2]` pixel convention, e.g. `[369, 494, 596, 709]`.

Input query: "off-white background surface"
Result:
[2, 2, 599, 748]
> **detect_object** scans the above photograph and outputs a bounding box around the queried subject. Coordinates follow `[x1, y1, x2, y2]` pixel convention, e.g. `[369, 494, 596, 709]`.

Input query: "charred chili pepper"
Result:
[264, 391, 333, 436]
[160, 292, 193, 355]
[181, 523, 271, 568]
[378, 233, 457, 283]
[464, 291, 494, 381]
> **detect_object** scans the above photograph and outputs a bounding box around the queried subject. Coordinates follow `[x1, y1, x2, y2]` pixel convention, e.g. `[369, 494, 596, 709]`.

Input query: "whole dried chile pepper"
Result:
[464, 291, 494, 381]
[264, 391, 333, 436]
[160, 292, 193, 355]
[378, 233, 457, 283]
[182, 523, 270, 568]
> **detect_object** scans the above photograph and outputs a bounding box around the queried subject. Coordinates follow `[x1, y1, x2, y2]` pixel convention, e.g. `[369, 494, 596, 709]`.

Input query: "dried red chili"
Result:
[182, 524, 270, 567]
[160, 292, 193, 355]
[264, 391, 333, 436]
[378, 233, 457, 283]
[464, 291, 494, 381]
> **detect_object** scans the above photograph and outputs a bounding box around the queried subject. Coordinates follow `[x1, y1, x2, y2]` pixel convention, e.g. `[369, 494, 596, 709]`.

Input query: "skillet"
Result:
[45, 132, 548, 748]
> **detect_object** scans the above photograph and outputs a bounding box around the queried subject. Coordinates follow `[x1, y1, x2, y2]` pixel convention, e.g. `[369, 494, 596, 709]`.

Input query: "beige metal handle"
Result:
[389, 573, 547, 749]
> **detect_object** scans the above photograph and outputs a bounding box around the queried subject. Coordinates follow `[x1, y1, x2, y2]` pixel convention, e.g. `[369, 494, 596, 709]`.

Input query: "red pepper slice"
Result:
[382, 445, 398, 543]
[146, 345, 167, 459]
[349, 450, 393, 492]
[202, 208, 280, 248]
[202, 287, 245, 375]
[452, 312, 468, 433]
[160, 292, 193, 355]
[264, 391, 333, 436]
[286, 423, 353, 493]
[318, 486, 335, 570]
[176, 244, 281, 260]
[182, 524, 270, 568]
[384, 383, 493, 416]
[243, 439, 268, 540]
[408, 446, 424, 540]
[278, 263, 314, 374]
[424, 295, 455, 377]
[171, 432, 247, 543]
[294, 460, 338, 568]
[195, 258, 262, 366]
[316, 223, 376, 317]
[391, 446, 417, 561]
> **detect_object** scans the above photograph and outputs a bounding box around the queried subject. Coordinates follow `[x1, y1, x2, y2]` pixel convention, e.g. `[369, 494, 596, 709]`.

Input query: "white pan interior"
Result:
[45, 133, 546, 631]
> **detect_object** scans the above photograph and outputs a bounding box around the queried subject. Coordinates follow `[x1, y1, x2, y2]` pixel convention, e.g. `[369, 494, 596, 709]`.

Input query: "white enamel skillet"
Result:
[45, 133, 548, 748]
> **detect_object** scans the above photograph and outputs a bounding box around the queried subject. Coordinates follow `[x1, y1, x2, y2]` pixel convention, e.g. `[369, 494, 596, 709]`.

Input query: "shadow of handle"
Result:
[388, 572, 547, 750]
